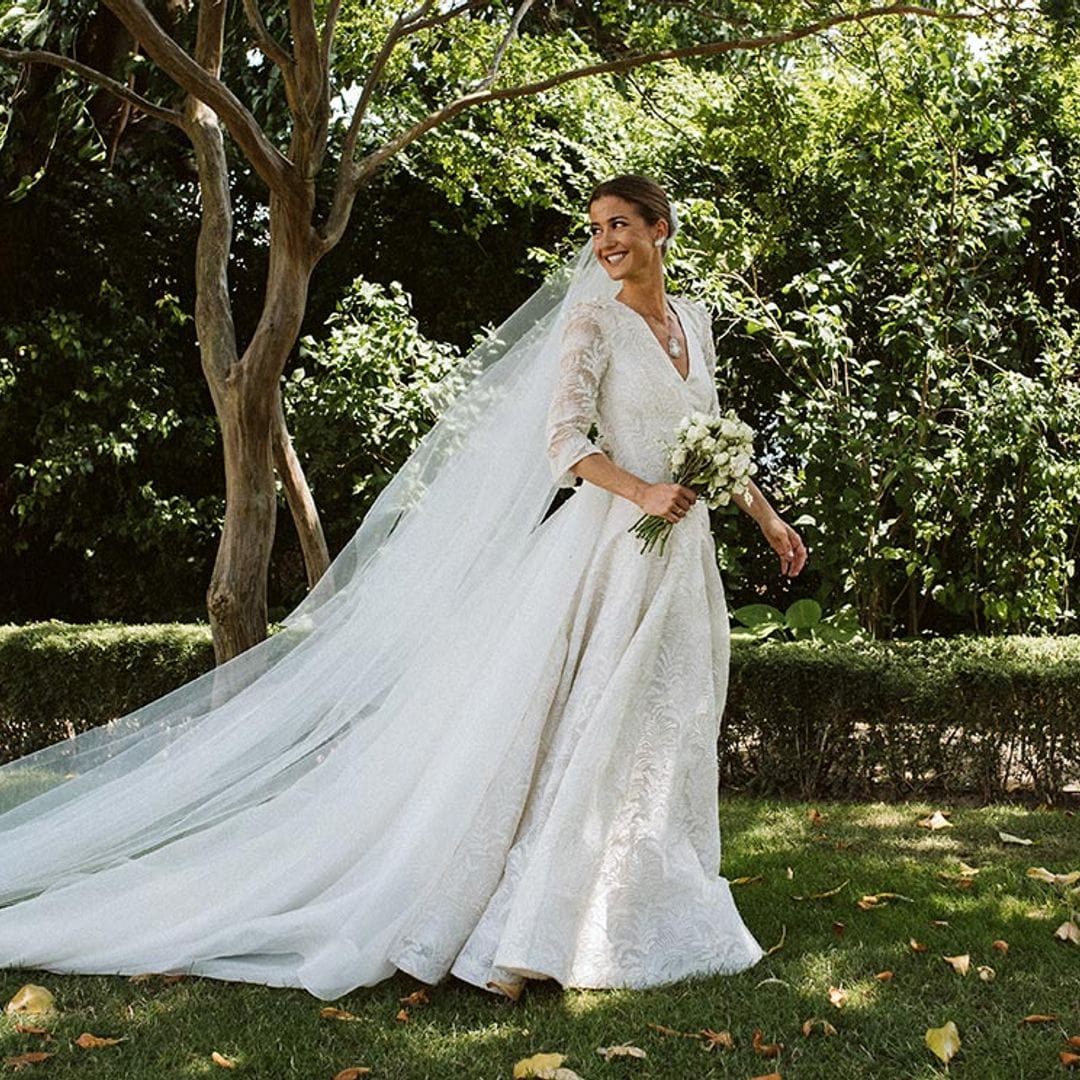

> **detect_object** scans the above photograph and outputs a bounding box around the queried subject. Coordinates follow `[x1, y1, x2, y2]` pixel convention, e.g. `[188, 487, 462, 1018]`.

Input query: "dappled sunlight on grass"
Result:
[1, 797, 1076, 1079]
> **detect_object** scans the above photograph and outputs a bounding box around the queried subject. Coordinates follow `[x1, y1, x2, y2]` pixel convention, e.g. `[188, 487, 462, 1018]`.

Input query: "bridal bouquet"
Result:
[629, 409, 756, 555]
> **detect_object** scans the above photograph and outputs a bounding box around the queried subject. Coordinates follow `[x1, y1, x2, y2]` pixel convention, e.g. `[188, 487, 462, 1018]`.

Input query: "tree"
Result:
[0, 0, 1004, 661]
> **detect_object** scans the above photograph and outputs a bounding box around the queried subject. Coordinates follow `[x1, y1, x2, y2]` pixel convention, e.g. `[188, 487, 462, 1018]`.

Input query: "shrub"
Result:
[2, 624, 1077, 803]
[0, 622, 213, 762]
[724, 636, 1080, 803]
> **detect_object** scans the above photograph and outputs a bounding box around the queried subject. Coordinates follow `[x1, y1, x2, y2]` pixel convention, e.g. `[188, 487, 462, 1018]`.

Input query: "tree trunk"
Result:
[205, 192, 320, 661]
[206, 376, 278, 662]
[273, 393, 331, 589]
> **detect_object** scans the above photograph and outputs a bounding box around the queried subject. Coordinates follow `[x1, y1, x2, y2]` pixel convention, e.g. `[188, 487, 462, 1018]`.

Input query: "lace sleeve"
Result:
[546, 302, 611, 488]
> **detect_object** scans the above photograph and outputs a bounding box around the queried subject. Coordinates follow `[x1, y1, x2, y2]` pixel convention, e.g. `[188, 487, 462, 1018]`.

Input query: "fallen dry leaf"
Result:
[828, 986, 848, 1007]
[395, 1008, 410, 1022]
[808, 809, 826, 826]
[750, 1074, 782, 1080]
[1067, 1036, 1080, 1048]
[596, 1045, 646, 1060]
[999, 831, 1034, 846]
[765, 925, 787, 956]
[4, 986, 56, 1016]
[930, 919, 951, 928]
[700, 1028, 735, 1051]
[1061, 1052, 1080, 1068]
[977, 965, 996, 982]
[74, 1033, 124, 1049]
[1027, 867, 1080, 887]
[487, 979, 523, 1002]
[1054, 920, 1080, 945]
[513, 1052, 566, 1078]
[399, 988, 430, 1007]
[752, 1029, 783, 1057]
[856, 891, 913, 910]
[910, 939, 929, 952]
[918, 811, 953, 830]
[992, 939, 1009, 953]
[732, 875, 763, 886]
[211, 1052, 237, 1069]
[787, 866, 794, 879]
[833, 921, 846, 937]
[3, 1052, 55, 1071]
[320, 1007, 360, 1021]
[802, 1018, 837, 1036]
[874, 971, 894, 982]
[793, 880, 849, 901]
[648, 1023, 689, 1038]
[13, 1027, 48, 1037]
[925, 1021, 961, 1065]
[943, 954, 971, 976]
[332, 1070, 372, 1080]
[1022, 1014, 1058, 1024]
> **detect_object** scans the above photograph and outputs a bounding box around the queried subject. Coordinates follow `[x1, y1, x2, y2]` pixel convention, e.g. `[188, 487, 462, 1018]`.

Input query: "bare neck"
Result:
[616, 268, 668, 319]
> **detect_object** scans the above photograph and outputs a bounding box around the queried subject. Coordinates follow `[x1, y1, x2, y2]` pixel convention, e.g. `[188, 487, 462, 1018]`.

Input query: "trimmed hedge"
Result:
[725, 636, 1080, 802]
[0, 622, 214, 762]
[2, 623, 1078, 801]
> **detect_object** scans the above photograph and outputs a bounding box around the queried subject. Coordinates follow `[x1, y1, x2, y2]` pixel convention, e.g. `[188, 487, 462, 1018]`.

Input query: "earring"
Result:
[654, 236, 665, 247]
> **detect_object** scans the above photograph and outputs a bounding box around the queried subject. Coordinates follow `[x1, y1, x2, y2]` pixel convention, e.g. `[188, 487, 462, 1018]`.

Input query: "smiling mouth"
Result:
[603, 252, 628, 265]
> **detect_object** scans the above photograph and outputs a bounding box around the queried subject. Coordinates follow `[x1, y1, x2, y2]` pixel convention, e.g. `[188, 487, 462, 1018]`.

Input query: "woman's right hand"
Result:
[637, 482, 697, 523]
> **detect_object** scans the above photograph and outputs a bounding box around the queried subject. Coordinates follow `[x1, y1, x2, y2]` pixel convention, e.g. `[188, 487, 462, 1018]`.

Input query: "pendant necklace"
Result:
[665, 322, 682, 359]
[620, 295, 683, 359]
[653, 305, 682, 358]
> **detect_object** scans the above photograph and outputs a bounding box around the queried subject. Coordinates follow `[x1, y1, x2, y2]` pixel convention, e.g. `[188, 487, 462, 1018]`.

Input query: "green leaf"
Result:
[732, 604, 785, 629]
[785, 599, 823, 630]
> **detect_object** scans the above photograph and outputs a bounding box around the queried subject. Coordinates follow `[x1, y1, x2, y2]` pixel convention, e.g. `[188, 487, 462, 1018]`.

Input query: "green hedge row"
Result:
[0, 622, 214, 762]
[725, 636, 1080, 802]
[2, 624, 1078, 802]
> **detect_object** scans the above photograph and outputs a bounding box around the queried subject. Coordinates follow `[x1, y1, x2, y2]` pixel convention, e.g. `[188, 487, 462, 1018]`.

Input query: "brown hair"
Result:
[588, 175, 674, 246]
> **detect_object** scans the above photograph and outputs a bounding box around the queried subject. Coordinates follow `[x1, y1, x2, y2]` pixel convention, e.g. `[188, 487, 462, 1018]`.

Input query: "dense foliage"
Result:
[1, 7, 1077, 633]
[4, 623, 1077, 803]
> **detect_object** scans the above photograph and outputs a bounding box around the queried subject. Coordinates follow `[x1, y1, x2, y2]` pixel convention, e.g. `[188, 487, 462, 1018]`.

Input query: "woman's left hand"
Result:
[761, 516, 808, 577]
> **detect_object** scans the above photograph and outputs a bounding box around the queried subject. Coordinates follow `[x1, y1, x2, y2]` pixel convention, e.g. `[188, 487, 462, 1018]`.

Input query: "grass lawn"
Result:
[2, 798, 1078, 1079]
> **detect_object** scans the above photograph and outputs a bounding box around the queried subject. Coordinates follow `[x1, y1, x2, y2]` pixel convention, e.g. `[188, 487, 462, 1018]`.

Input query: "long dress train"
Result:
[0, 288, 762, 999]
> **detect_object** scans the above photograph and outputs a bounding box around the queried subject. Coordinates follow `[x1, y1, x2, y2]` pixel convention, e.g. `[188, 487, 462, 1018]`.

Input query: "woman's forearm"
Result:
[733, 479, 782, 527]
[570, 452, 649, 508]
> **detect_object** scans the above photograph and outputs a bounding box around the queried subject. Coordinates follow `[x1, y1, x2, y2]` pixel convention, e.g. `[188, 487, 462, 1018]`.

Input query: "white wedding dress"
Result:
[0, 285, 762, 999]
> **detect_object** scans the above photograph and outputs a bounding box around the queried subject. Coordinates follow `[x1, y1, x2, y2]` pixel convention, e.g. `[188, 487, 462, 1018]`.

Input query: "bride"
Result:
[0, 175, 806, 1001]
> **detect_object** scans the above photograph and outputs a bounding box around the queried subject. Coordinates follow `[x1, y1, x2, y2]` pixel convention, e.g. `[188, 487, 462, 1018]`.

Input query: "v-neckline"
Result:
[613, 295, 694, 384]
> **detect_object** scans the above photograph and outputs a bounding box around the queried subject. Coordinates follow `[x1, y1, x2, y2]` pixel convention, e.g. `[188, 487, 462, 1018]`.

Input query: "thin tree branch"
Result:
[241, 0, 293, 71]
[0, 45, 183, 126]
[329, 0, 486, 236]
[476, 0, 536, 91]
[242, 0, 310, 131]
[353, 2, 1002, 186]
[289, 0, 322, 117]
[102, 0, 296, 198]
[407, 0, 488, 35]
[320, 0, 343, 74]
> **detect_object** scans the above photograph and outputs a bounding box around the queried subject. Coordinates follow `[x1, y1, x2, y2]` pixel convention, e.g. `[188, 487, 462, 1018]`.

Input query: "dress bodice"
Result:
[546, 296, 720, 489]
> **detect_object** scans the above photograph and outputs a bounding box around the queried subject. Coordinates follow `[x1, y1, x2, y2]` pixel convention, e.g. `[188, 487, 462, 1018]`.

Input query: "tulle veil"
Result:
[0, 243, 622, 996]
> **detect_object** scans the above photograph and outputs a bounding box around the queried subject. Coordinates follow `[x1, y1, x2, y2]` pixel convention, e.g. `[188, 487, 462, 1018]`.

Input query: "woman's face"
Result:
[589, 195, 666, 283]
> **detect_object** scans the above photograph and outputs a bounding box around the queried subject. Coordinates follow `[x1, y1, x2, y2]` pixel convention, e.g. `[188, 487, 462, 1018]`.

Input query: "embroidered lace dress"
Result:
[0, 295, 761, 998]
[442, 296, 763, 989]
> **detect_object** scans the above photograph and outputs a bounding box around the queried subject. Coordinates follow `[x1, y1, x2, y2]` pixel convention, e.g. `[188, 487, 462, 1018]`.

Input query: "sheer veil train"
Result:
[0, 244, 625, 998]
